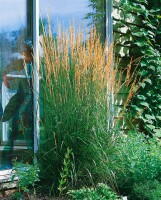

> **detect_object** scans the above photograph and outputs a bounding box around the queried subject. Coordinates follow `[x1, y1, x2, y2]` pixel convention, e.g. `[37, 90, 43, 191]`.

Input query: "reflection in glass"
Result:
[40, 0, 106, 40]
[0, 0, 33, 169]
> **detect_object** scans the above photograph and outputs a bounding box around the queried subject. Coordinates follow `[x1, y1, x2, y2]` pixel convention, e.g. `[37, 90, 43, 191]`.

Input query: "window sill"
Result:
[0, 170, 18, 190]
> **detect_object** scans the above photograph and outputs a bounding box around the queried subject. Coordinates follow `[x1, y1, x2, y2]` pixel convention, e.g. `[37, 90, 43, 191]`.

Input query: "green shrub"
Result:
[12, 162, 39, 199]
[68, 183, 120, 200]
[114, 130, 161, 196]
[130, 180, 161, 200]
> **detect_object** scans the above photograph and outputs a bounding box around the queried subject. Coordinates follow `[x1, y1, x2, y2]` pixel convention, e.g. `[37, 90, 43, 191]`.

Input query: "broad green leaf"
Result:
[132, 32, 144, 37]
[145, 114, 155, 120]
[137, 95, 146, 100]
[156, 116, 161, 120]
[140, 102, 149, 108]
[139, 82, 146, 88]
[148, 65, 155, 71]
[147, 31, 155, 36]
[140, 61, 147, 67]
[144, 78, 152, 85]
[139, 70, 148, 76]
[135, 41, 145, 47]
[154, 129, 161, 137]
[131, 105, 143, 112]
[146, 124, 155, 130]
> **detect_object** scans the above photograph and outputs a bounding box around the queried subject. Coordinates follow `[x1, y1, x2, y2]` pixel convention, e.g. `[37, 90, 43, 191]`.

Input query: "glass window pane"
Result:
[40, 0, 106, 41]
[0, 0, 33, 169]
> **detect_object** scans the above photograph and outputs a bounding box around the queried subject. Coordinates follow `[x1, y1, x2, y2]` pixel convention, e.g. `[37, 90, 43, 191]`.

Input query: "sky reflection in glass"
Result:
[0, 0, 26, 31]
[40, 0, 91, 33]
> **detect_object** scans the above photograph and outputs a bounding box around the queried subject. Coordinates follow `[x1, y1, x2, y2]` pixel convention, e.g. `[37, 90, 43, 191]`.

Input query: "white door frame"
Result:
[106, 0, 114, 129]
[33, 0, 39, 155]
[106, 0, 113, 44]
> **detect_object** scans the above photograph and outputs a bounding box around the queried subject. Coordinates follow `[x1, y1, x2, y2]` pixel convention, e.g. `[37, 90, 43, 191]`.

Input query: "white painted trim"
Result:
[106, 0, 113, 44]
[0, 170, 18, 183]
[0, 170, 12, 176]
[106, 0, 114, 130]
[33, 0, 39, 155]
[0, 146, 31, 150]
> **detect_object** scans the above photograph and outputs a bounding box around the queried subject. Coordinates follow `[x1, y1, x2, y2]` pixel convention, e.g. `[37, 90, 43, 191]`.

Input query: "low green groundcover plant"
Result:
[11, 162, 39, 200]
[11, 129, 161, 200]
[68, 183, 120, 200]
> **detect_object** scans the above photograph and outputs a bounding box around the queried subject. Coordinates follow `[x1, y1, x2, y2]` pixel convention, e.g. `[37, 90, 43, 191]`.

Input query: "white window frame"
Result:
[33, 0, 39, 157]
[106, 0, 114, 129]
[106, 0, 113, 43]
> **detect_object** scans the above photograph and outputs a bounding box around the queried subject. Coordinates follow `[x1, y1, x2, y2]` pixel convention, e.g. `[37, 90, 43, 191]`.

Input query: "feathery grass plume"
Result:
[38, 22, 117, 195]
[37, 21, 139, 195]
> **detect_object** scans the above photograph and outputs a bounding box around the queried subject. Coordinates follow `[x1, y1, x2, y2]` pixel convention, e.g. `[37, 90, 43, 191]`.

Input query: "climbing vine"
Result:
[86, 0, 161, 137]
[114, 0, 161, 137]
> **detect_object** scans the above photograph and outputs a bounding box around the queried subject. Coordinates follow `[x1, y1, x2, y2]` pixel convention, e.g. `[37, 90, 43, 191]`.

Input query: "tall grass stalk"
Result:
[38, 23, 138, 195]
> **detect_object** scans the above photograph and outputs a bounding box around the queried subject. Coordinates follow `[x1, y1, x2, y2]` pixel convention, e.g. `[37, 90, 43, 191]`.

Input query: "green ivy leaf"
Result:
[147, 30, 155, 36]
[145, 114, 155, 120]
[140, 61, 147, 67]
[139, 70, 148, 76]
[140, 102, 149, 108]
[146, 124, 155, 130]
[144, 78, 152, 85]
[135, 41, 146, 47]
[114, 0, 161, 136]
[148, 65, 155, 71]
[137, 95, 146, 100]
[154, 129, 161, 137]
[131, 105, 143, 113]
[132, 32, 144, 37]
[156, 116, 161, 120]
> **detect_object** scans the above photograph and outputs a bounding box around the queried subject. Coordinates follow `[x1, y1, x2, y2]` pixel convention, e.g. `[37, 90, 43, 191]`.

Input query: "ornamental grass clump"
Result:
[38, 24, 117, 195]
[37, 23, 137, 196]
